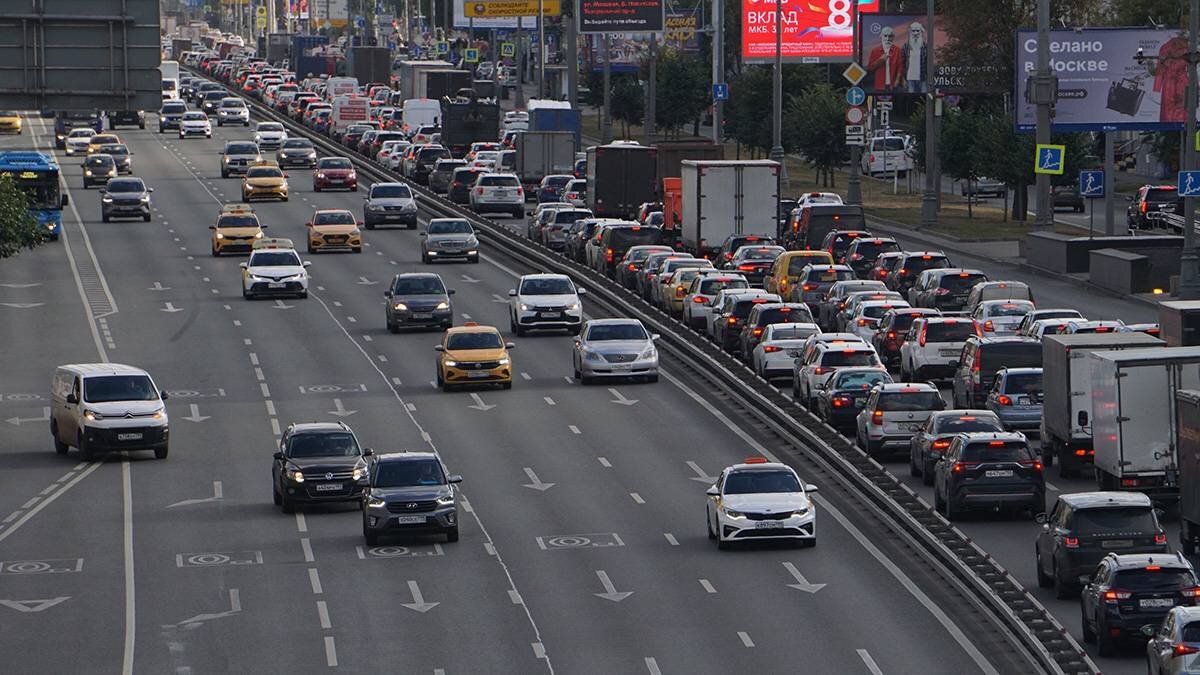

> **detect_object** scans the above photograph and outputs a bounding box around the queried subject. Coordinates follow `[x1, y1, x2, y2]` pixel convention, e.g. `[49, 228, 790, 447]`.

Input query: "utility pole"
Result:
[537, 0, 546, 97]
[565, 3, 577, 105]
[645, 33, 656, 145]
[846, 2, 861, 205]
[919, 0, 938, 227]
[768, 0, 786, 187]
[1182, 0, 1200, 298]
[515, 23, 526, 107]
[711, 0, 723, 144]
[1033, 0, 1054, 227]
[601, 34, 612, 142]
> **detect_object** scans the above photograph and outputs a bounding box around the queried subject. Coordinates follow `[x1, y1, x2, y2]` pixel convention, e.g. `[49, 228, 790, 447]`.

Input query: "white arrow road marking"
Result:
[166, 481, 223, 509]
[160, 302, 183, 313]
[0, 597, 70, 612]
[608, 387, 638, 406]
[163, 589, 241, 628]
[400, 580, 439, 613]
[327, 398, 357, 417]
[467, 393, 495, 411]
[460, 274, 481, 283]
[0, 283, 40, 288]
[491, 294, 508, 303]
[181, 403, 210, 423]
[148, 281, 170, 291]
[521, 467, 554, 491]
[5, 407, 49, 426]
[356, 276, 377, 285]
[273, 299, 293, 310]
[593, 570, 633, 602]
[0, 302, 44, 309]
[686, 460, 716, 483]
[782, 562, 825, 593]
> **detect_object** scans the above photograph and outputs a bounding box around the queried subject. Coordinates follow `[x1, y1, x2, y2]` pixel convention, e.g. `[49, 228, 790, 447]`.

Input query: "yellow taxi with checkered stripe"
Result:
[210, 204, 267, 256]
[241, 161, 289, 202]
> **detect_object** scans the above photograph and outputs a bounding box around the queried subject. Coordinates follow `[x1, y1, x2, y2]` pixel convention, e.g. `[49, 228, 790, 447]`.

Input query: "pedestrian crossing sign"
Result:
[464, 48, 480, 63]
[1034, 144, 1065, 175]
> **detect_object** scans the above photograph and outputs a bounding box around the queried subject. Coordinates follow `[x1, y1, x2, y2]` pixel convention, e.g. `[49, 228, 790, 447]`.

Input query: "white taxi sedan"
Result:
[178, 111, 212, 139]
[706, 458, 818, 549]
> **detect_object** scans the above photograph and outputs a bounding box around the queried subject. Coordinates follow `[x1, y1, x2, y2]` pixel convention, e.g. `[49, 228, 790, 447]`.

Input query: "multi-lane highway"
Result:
[0, 112, 1059, 674]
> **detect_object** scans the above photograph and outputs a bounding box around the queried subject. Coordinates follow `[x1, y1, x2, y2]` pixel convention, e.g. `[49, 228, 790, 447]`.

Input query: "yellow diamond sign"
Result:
[842, 62, 867, 87]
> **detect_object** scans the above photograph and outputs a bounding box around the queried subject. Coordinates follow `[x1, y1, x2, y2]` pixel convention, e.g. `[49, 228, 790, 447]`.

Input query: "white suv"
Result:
[216, 97, 250, 126]
[855, 383, 946, 458]
[509, 274, 584, 336]
[792, 341, 880, 409]
[682, 273, 749, 331]
[899, 317, 981, 381]
[470, 172, 524, 218]
[252, 121, 287, 149]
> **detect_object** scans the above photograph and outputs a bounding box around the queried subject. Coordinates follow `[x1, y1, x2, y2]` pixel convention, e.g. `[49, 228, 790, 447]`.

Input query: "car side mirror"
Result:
[705, 486, 719, 496]
[1078, 411, 1088, 427]
[447, 289, 455, 295]
[160, 390, 169, 400]
[305, 222, 313, 227]
[577, 288, 587, 295]
[1034, 512, 1047, 524]
[147, 187, 154, 192]
[651, 334, 660, 341]
[508, 289, 517, 296]
[384, 290, 393, 298]
[260, 224, 269, 229]
[447, 474, 463, 484]
[209, 225, 216, 230]
[434, 345, 444, 351]
[239, 262, 248, 269]
[302, 261, 312, 268]
[419, 231, 427, 236]
[805, 483, 819, 493]
[284, 174, 289, 178]
[363, 448, 374, 456]
[65, 393, 78, 405]
[505, 342, 516, 349]
[356, 220, 364, 226]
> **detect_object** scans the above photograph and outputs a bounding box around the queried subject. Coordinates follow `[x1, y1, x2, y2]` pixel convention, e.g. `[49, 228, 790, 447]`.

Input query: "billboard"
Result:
[857, 14, 1000, 94]
[312, 0, 349, 27]
[581, 9, 704, 73]
[742, 0, 878, 64]
[664, 7, 703, 52]
[1015, 28, 1193, 132]
[453, 0, 536, 29]
[579, 0, 664, 34]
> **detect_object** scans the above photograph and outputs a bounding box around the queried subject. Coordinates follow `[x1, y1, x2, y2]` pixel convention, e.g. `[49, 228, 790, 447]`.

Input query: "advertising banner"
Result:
[1015, 28, 1193, 132]
[464, 0, 561, 18]
[742, 0, 878, 64]
[663, 6, 702, 52]
[453, 0, 536, 29]
[581, 9, 703, 73]
[312, 0, 349, 27]
[287, 0, 310, 20]
[579, 0, 665, 34]
[857, 14, 1000, 94]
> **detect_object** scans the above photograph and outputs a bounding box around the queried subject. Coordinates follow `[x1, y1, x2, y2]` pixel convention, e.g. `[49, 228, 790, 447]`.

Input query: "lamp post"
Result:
[768, 0, 786, 187]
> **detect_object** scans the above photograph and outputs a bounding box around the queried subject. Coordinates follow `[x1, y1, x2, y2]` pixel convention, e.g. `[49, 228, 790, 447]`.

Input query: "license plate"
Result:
[853, 399, 865, 408]
[1018, 396, 1031, 405]
[610, 363, 631, 371]
[754, 521, 783, 529]
[539, 312, 561, 319]
[395, 515, 426, 524]
[117, 432, 142, 441]
[314, 483, 342, 491]
[467, 371, 491, 379]
[939, 349, 959, 357]
[329, 178, 344, 184]
[985, 469, 1013, 478]
[1103, 539, 1133, 549]
[268, 282, 286, 288]
[497, 190, 511, 196]
[1141, 598, 1175, 609]
[787, 349, 803, 357]
[411, 312, 432, 319]
[900, 423, 923, 431]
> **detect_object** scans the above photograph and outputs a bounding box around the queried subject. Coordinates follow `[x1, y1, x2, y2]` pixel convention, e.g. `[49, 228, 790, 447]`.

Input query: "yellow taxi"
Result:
[241, 161, 289, 202]
[86, 133, 121, 154]
[434, 322, 514, 391]
[765, 250, 835, 298]
[305, 208, 362, 254]
[210, 204, 267, 256]
[663, 267, 709, 316]
[0, 111, 21, 134]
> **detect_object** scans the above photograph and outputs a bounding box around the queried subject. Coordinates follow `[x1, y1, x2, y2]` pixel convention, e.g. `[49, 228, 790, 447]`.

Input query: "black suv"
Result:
[1035, 491, 1169, 599]
[843, 236, 900, 277]
[886, 251, 952, 295]
[1127, 185, 1181, 230]
[1081, 552, 1198, 656]
[107, 109, 145, 129]
[272, 422, 371, 513]
[933, 432, 1045, 521]
[715, 233, 775, 267]
[362, 452, 462, 545]
[814, 366, 892, 432]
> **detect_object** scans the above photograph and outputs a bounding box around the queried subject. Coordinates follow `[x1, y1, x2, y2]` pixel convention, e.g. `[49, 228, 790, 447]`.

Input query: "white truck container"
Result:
[330, 95, 370, 135]
[1039, 332, 1164, 477]
[325, 76, 360, 98]
[514, 131, 575, 194]
[396, 60, 455, 101]
[1090, 346, 1200, 504]
[680, 160, 779, 259]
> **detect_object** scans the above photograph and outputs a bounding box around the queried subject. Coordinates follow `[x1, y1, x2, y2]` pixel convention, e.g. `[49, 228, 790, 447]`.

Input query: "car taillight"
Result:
[997, 395, 1012, 406]
[1156, 533, 1169, 545]
[813, 367, 827, 375]
[738, 264, 756, 271]
[931, 439, 951, 450]
[675, 287, 685, 298]
[983, 320, 994, 332]
[606, 248, 614, 262]
[723, 252, 733, 260]
[752, 327, 763, 337]
[475, 187, 483, 195]
[628, 264, 638, 271]
[1019, 459, 1044, 471]
[1063, 536, 1079, 549]
[727, 317, 738, 325]
[1073, 448, 1095, 457]
[869, 154, 876, 162]
[1175, 643, 1200, 655]
[871, 410, 883, 425]
[517, 187, 524, 195]
[831, 396, 852, 408]
[951, 461, 978, 473]
[886, 331, 897, 340]
[693, 296, 708, 304]
[802, 283, 815, 292]
[1141, 201, 1148, 213]
[1103, 590, 1132, 603]
[918, 327, 927, 347]
[763, 345, 782, 353]
[857, 319, 867, 326]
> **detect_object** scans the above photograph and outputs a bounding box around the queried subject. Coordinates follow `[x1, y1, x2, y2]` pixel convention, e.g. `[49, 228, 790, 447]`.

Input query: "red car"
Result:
[312, 157, 357, 192]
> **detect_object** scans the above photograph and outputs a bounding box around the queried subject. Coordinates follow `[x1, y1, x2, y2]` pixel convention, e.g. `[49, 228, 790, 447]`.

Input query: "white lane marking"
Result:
[301, 538, 314, 563]
[532, 643, 547, 659]
[663, 533, 679, 546]
[324, 636, 337, 667]
[699, 579, 716, 593]
[543, 396, 555, 406]
[484, 542, 496, 556]
[568, 425, 581, 434]
[39, 485, 55, 496]
[597, 457, 611, 468]
[122, 460, 135, 675]
[248, 352, 259, 365]
[738, 631, 754, 648]
[377, 354, 387, 362]
[295, 513, 307, 533]
[21, 497, 38, 509]
[0, 463, 101, 546]
[308, 568, 323, 595]
[406, 403, 417, 412]
[260, 383, 270, 397]
[346, 316, 356, 323]
[333, 301, 342, 307]
[508, 589, 523, 604]
[265, 400, 276, 416]
[521, 372, 532, 380]
[857, 649, 884, 675]
[563, 376, 573, 384]
[363, 335, 373, 342]
[630, 493, 645, 504]
[254, 368, 265, 381]
[270, 418, 281, 436]
[233, 319, 242, 326]
[316, 600, 331, 629]
[2, 511, 21, 524]
[644, 657, 662, 675]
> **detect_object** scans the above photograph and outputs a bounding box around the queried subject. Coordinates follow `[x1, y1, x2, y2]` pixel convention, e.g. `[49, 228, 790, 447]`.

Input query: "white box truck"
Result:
[1040, 332, 1164, 477]
[1090, 346, 1200, 505]
[515, 131, 576, 195]
[680, 160, 779, 259]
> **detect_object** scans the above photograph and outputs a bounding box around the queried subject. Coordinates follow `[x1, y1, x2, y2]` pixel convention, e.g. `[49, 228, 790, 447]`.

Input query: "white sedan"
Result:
[178, 111, 212, 139]
[705, 458, 818, 550]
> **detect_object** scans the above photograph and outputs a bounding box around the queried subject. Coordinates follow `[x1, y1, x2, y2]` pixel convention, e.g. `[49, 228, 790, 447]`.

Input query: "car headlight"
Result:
[436, 495, 455, 505]
[498, 357, 510, 365]
[520, 303, 531, 311]
[215, 233, 224, 239]
[366, 494, 386, 508]
[404, 202, 418, 211]
[435, 301, 449, 310]
[316, 172, 325, 179]
[140, 195, 150, 202]
[152, 408, 165, 420]
[84, 410, 102, 421]
[639, 344, 657, 360]
[307, 150, 316, 158]
[568, 302, 580, 311]
[723, 509, 746, 519]
[101, 196, 113, 203]
[466, 236, 479, 246]
[250, 274, 269, 282]
[349, 229, 361, 236]
[443, 360, 458, 367]
[254, 231, 264, 239]
[290, 470, 305, 483]
[393, 302, 407, 311]
[582, 348, 603, 361]
[352, 467, 367, 481]
[85, 170, 92, 176]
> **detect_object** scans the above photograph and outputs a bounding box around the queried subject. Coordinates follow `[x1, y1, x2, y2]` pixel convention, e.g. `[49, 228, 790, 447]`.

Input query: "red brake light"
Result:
[812, 366, 828, 375]
[801, 283, 815, 291]
[628, 264, 638, 271]
[727, 317, 738, 325]
[693, 296, 708, 304]
[675, 287, 685, 298]
[1141, 201, 1148, 213]
[763, 345, 782, 353]
[1175, 644, 1200, 655]
[997, 395, 1013, 406]
[988, 441, 1006, 447]
[1103, 590, 1132, 602]
[857, 318, 867, 326]
[738, 264, 756, 271]
[897, 268, 907, 275]
[752, 327, 764, 337]
[1156, 533, 1169, 544]
[983, 320, 995, 331]
[918, 326, 927, 347]
[1095, 326, 1112, 333]
[831, 396, 852, 408]
[931, 439, 951, 450]
[871, 410, 883, 425]
[1063, 536, 1080, 548]
[606, 248, 614, 262]
[887, 331, 897, 340]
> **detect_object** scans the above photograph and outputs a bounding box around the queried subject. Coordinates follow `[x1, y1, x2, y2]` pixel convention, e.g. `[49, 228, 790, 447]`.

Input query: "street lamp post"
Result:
[768, 0, 786, 187]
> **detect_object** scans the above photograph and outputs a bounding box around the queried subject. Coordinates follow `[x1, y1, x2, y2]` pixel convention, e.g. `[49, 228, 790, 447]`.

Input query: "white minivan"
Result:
[51, 364, 170, 461]
[861, 135, 914, 177]
[401, 98, 441, 134]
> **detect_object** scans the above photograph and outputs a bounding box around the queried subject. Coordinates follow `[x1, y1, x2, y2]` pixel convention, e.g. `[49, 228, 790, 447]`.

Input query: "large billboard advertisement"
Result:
[857, 13, 1000, 94]
[579, 0, 665, 34]
[581, 8, 705, 73]
[742, 0, 878, 64]
[1015, 28, 1193, 132]
[453, 0, 536, 29]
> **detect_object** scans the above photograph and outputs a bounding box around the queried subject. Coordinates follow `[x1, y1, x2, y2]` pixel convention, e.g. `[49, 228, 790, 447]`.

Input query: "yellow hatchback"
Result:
[765, 250, 835, 298]
[241, 162, 289, 202]
[210, 204, 267, 256]
[435, 323, 514, 391]
[0, 111, 21, 134]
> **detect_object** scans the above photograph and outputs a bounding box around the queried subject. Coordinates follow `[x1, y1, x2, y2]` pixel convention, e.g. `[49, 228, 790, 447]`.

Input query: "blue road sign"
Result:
[846, 87, 865, 106]
[1181, 171, 1200, 198]
[1079, 170, 1104, 198]
[712, 83, 729, 101]
[1034, 144, 1065, 175]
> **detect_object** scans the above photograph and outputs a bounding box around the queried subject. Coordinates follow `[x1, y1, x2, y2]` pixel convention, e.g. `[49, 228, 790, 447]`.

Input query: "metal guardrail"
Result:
[192, 67, 1099, 674]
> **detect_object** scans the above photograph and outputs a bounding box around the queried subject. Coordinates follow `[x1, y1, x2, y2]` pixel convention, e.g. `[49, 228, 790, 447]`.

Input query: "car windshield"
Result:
[102, 145, 129, 158]
[925, 321, 978, 342]
[806, 268, 854, 282]
[554, 211, 590, 224]
[372, 185, 411, 198]
[480, 175, 519, 187]
[984, 302, 1035, 317]
[83, 375, 158, 403]
[162, 103, 186, 113]
[520, 278, 573, 295]
[861, 305, 898, 319]
[587, 323, 648, 341]
[934, 416, 1003, 433]
[1070, 507, 1158, 534]
[789, 256, 829, 273]
[834, 371, 890, 389]
[393, 276, 446, 294]
[609, 227, 664, 249]
[724, 470, 802, 495]
[852, 240, 899, 257]
[282, 139, 312, 149]
[183, 112, 206, 120]
[251, 251, 301, 266]
[446, 331, 503, 350]
[940, 273, 988, 292]
[318, 158, 352, 169]
[1146, 189, 1178, 204]
[873, 137, 906, 151]
[736, 247, 784, 261]
[217, 215, 258, 228]
[544, 175, 572, 187]
[960, 442, 1032, 462]
[980, 343, 1042, 370]
[768, 324, 818, 339]
[699, 277, 748, 295]
[227, 143, 257, 154]
[314, 211, 355, 225]
[1183, 622, 1200, 642]
[246, 167, 282, 178]
[258, 123, 284, 132]
[428, 220, 472, 235]
[1003, 372, 1043, 395]
[822, 351, 878, 367]
[107, 179, 144, 192]
[877, 391, 943, 411]
[87, 156, 114, 167]
[288, 432, 359, 458]
[906, 256, 950, 272]
[373, 459, 445, 487]
[1112, 569, 1196, 591]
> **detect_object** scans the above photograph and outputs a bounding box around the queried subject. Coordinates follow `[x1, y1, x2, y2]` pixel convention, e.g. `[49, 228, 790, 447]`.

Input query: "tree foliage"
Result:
[785, 83, 847, 187]
[0, 174, 45, 259]
[726, 65, 821, 154]
[649, 48, 710, 138]
[609, 75, 644, 138]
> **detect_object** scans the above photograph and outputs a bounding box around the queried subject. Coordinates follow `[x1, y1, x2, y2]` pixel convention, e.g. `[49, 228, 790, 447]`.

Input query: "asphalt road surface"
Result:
[0, 114, 1047, 675]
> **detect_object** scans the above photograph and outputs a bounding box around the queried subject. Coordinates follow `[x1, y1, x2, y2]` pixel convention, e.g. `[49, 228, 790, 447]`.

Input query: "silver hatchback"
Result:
[572, 318, 659, 384]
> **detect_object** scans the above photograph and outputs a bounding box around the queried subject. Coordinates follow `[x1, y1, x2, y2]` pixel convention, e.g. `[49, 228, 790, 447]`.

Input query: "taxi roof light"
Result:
[743, 457, 769, 464]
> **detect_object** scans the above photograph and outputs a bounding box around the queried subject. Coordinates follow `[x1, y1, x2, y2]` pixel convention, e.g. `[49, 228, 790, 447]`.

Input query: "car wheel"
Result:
[1035, 549, 1053, 588]
[1095, 618, 1116, 656]
[143, 214, 151, 222]
[421, 253, 430, 264]
[933, 486, 945, 511]
[281, 493, 296, 514]
[515, 324, 526, 337]
[717, 536, 730, 551]
[387, 321, 398, 334]
[909, 452, 921, 477]
[501, 382, 512, 390]
[580, 373, 593, 385]
[102, 214, 110, 223]
[154, 445, 168, 459]
[436, 368, 445, 388]
[942, 492, 958, 520]
[1053, 563, 1073, 600]
[445, 526, 460, 543]
[707, 512, 716, 540]
[353, 247, 362, 254]
[647, 374, 659, 383]
[365, 221, 375, 230]
[922, 460, 935, 486]
[363, 526, 379, 547]
[272, 483, 282, 506]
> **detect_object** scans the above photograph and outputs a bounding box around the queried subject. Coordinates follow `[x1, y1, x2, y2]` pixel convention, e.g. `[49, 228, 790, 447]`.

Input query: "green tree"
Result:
[0, 174, 45, 259]
[784, 83, 847, 187]
[938, 107, 987, 217]
[609, 75, 644, 138]
[726, 65, 822, 155]
[649, 48, 710, 138]
[1106, 0, 1185, 27]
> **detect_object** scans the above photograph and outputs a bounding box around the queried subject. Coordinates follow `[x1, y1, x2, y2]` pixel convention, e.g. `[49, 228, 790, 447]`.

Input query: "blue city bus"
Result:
[0, 151, 68, 240]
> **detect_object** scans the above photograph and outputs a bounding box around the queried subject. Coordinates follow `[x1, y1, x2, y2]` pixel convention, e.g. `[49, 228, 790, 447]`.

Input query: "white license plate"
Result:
[117, 432, 142, 441]
[268, 282, 286, 288]
[395, 515, 426, 524]
[787, 349, 803, 357]
[939, 349, 958, 357]
[329, 178, 344, 183]
[754, 521, 783, 529]
[610, 363, 631, 371]
[539, 312, 561, 319]
[900, 423, 923, 431]
[1103, 539, 1133, 549]
[984, 469, 1014, 478]
[1018, 396, 1031, 405]
[314, 483, 342, 491]
[411, 312, 432, 319]
[1141, 598, 1175, 609]
[467, 371, 491, 379]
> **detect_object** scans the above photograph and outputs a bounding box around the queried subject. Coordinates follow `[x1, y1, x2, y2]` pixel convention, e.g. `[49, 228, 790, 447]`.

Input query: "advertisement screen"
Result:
[857, 14, 1000, 94]
[454, 0, 537, 28]
[1015, 28, 1193, 132]
[579, 0, 665, 34]
[742, 0, 878, 64]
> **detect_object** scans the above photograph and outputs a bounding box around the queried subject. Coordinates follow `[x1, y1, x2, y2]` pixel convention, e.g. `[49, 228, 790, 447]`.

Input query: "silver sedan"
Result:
[572, 318, 659, 384]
